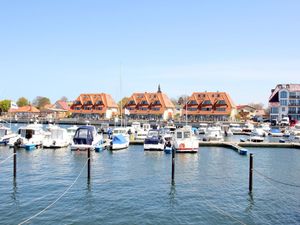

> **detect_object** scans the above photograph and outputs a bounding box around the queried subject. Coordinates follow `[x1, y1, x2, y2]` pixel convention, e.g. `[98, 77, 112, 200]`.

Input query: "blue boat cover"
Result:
[73, 126, 94, 145]
[270, 128, 281, 133]
[112, 135, 127, 144]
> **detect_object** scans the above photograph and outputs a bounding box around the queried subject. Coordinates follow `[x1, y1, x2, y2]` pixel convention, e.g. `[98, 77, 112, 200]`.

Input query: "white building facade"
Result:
[269, 84, 300, 121]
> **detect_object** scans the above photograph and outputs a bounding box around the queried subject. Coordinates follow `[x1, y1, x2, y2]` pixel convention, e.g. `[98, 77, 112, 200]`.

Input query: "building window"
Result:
[152, 108, 160, 111]
[270, 107, 279, 114]
[282, 107, 285, 112]
[290, 92, 296, 98]
[216, 100, 226, 105]
[216, 108, 226, 111]
[128, 100, 135, 105]
[280, 91, 288, 98]
[96, 100, 103, 105]
[187, 108, 197, 111]
[289, 100, 296, 106]
[188, 100, 197, 105]
[280, 100, 288, 106]
[140, 100, 148, 105]
[153, 100, 161, 105]
[202, 100, 212, 105]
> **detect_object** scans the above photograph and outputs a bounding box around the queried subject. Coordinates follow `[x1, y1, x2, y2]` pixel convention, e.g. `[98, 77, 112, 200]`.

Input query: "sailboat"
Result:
[110, 64, 130, 150]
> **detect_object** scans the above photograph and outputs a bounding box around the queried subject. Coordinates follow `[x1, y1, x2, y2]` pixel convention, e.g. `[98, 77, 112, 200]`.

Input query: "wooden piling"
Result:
[87, 148, 91, 180]
[13, 146, 16, 179]
[249, 153, 253, 192]
[172, 147, 175, 184]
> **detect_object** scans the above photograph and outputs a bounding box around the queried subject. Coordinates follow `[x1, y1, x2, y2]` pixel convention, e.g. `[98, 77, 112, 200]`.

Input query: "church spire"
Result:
[157, 84, 161, 93]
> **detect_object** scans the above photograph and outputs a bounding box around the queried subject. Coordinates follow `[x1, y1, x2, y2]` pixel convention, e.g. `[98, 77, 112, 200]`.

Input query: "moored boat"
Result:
[174, 126, 198, 153]
[144, 129, 165, 151]
[71, 125, 104, 151]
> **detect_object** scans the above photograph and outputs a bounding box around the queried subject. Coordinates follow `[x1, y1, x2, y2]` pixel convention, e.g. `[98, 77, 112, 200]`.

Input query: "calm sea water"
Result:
[0, 124, 299, 224]
[0, 143, 300, 224]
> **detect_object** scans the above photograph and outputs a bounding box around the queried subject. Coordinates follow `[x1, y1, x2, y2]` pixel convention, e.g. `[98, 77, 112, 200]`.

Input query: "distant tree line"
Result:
[0, 96, 69, 113]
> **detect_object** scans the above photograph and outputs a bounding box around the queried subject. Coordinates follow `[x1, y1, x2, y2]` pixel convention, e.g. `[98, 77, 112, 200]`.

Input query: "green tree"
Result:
[118, 97, 129, 114]
[32, 96, 51, 109]
[17, 97, 29, 107]
[0, 100, 12, 112]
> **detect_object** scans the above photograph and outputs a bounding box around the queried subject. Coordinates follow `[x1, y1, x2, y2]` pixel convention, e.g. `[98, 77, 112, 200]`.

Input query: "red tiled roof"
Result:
[9, 105, 40, 113]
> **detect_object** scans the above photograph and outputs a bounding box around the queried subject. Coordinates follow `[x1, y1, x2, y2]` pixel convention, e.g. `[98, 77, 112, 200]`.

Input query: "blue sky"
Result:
[0, 0, 299, 106]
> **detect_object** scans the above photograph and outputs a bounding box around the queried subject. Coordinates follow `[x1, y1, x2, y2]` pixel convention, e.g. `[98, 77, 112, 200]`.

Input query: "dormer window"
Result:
[96, 100, 103, 105]
[216, 100, 226, 105]
[188, 100, 197, 105]
[140, 100, 148, 105]
[128, 100, 135, 105]
[84, 101, 92, 105]
[202, 100, 212, 105]
[153, 100, 161, 105]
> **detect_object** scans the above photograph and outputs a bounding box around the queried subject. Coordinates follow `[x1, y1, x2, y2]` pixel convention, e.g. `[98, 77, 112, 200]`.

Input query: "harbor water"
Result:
[0, 142, 300, 224]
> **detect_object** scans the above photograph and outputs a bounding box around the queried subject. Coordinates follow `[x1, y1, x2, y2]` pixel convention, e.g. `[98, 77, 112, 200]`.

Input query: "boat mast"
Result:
[120, 63, 123, 127]
[185, 96, 188, 126]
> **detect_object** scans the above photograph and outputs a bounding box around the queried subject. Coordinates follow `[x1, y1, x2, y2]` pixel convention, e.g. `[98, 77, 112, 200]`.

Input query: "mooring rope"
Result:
[202, 198, 248, 225]
[18, 159, 89, 225]
[254, 170, 300, 203]
[0, 153, 16, 165]
[254, 169, 300, 188]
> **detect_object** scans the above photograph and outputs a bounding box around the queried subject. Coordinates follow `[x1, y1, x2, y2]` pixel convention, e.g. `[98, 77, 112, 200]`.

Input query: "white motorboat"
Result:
[43, 126, 70, 148]
[8, 123, 45, 150]
[229, 123, 243, 134]
[249, 135, 264, 142]
[67, 125, 78, 142]
[0, 125, 18, 145]
[251, 128, 267, 137]
[269, 129, 284, 137]
[242, 122, 254, 133]
[198, 123, 208, 134]
[111, 134, 129, 150]
[204, 127, 224, 141]
[111, 127, 129, 150]
[71, 125, 104, 151]
[174, 126, 198, 153]
[144, 129, 165, 151]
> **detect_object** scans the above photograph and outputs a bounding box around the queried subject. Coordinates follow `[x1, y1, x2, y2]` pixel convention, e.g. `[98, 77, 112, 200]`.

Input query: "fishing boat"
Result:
[71, 125, 104, 151]
[0, 125, 18, 145]
[43, 126, 70, 148]
[144, 129, 165, 151]
[8, 123, 45, 149]
[173, 126, 198, 153]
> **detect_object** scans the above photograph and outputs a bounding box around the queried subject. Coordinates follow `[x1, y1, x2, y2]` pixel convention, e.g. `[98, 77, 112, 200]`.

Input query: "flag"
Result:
[124, 108, 130, 115]
[10, 101, 18, 110]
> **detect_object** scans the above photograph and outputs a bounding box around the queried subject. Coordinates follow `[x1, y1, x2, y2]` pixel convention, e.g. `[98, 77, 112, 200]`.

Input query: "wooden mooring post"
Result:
[13, 145, 17, 179]
[249, 153, 253, 192]
[172, 148, 175, 184]
[87, 148, 91, 181]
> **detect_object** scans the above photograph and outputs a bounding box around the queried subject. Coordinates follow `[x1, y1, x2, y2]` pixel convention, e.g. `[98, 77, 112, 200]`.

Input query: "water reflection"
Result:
[169, 184, 177, 207]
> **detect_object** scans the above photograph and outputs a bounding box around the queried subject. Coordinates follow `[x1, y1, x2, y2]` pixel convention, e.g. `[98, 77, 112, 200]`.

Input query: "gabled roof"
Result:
[269, 84, 300, 101]
[9, 105, 40, 113]
[72, 93, 118, 108]
[236, 105, 256, 110]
